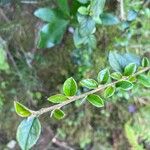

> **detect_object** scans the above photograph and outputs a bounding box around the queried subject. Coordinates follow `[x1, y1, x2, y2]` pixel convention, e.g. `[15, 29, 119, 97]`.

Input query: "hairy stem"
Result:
[32, 66, 150, 117]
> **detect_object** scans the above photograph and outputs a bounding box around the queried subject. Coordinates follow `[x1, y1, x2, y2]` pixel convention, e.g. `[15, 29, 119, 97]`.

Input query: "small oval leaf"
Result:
[142, 57, 149, 67]
[97, 68, 110, 84]
[17, 117, 41, 150]
[116, 80, 133, 91]
[63, 77, 78, 96]
[111, 72, 122, 80]
[87, 94, 104, 107]
[14, 101, 32, 117]
[138, 74, 150, 88]
[80, 79, 98, 89]
[51, 109, 65, 120]
[104, 86, 115, 98]
[48, 94, 68, 103]
[124, 63, 137, 76]
[78, 6, 89, 15]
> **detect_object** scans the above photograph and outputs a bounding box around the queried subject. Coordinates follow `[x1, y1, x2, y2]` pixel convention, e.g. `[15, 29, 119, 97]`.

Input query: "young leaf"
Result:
[116, 80, 133, 91]
[142, 57, 149, 67]
[17, 117, 41, 150]
[51, 109, 65, 120]
[111, 72, 122, 80]
[87, 94, 104, 107]
[63, 77, 78, 96]
[97, 68, 110, 84]
[104, 86, 115, 98]
[48, 94, 68, 103]
[78, 6, 89, 15]
[138, 74, 150, 88]
[14, 101, 31, 117]
[124, 63, 137, 76]
[80, 79, 98, 89]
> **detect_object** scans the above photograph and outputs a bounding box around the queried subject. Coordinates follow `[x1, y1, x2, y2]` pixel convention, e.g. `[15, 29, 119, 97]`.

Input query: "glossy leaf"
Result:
[80, 79, 98, 89]
[14, 101, 31, 117]
[124, 63, 137, 76]
[17, 117, 41, 150]
[48, 94, 68, 103]
[97, 68, 110, 84]
[52, 109, 65, 120]
[104, 86, 115, 98]
[142, 57, 149, 67]
[100, 13, 120, 25]
[116, 80, 133, 91]
[87, 94, 104, 107]
[138, 74, 150, 88]
[38, 19, 69, 48]
[111, 72, 122, 80]
[63, 77, 78, 96]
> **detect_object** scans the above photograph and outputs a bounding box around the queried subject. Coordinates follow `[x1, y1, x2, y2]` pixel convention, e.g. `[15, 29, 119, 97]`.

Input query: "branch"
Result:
[119, 0, 126, 20]
[32, 66, 150, 117]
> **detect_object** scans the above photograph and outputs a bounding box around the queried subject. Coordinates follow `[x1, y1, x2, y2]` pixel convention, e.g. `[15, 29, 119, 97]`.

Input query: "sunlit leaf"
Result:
[14, 101, 31, 117]
[63, 77, 78, 96]
[116, 80, 133, 91]
[80, 79, 98, 89]
[48, 94, 68, 103]
[104, 86, 115, 98]
[87, 94, 104, 107]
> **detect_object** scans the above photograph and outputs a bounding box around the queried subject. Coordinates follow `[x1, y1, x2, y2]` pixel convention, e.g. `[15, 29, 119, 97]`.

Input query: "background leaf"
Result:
[138, 74, 150, 88]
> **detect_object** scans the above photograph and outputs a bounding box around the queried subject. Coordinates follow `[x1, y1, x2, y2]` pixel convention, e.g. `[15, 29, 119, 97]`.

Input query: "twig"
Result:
[31, 66, 150, 117]
[119, 0, 126, 20]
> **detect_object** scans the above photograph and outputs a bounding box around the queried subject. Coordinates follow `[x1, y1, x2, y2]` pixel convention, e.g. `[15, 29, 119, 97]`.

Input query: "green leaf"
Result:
[109, 52, 141, 72]
[0, 48, 9, 71]
[127, 10, 137, 21]
[34, 8, 58, 22]
[116, 80, 133, 91]
[78, 6, 89, 15]
[17, 117, 41, 150]
[142, 57, 149, 67]
[48, 94, 68, 103]
[124, 63, 137, 76]
[90, 0, 106, 23]
[14, 101, 31, 117]
[80, 79, 98, 89]
[38, 19, 69, 48]
[100, 13, 120, 25]
[55, 0, 70, 16]
[77, 14, 95, 36]
[111, 72, 122, 80]
[138, 74, 150, 88]
[97, 68, 110, 84]
[77, 0, 90, 4]
[63, 77, 78, 96]
[104, 86, 115, 98]
[87, 94, 104, 107]
[52, 109, 65, 120]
